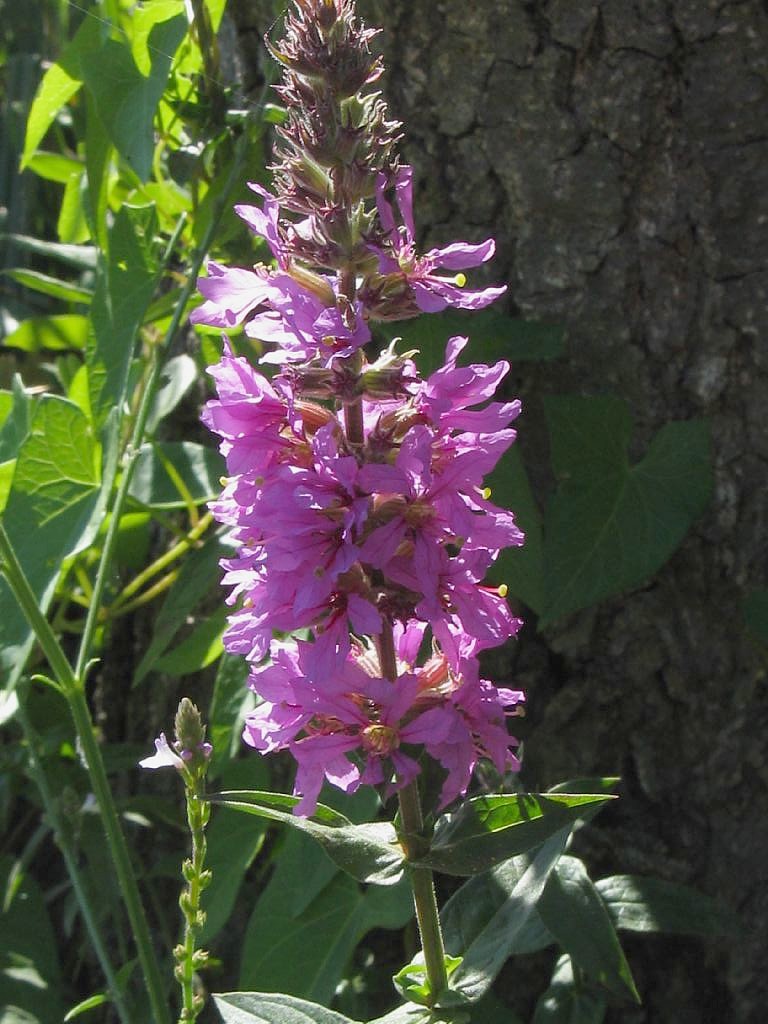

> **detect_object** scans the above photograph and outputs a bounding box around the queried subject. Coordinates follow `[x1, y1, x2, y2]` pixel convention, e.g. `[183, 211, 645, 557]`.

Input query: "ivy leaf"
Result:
[594, 875, 734, 937]
[21, 15, 105, 167]
[537, 857, 640, 1004]
[212, 992, 359, 1024]
[87, 205, 160, 429]
[0, 398, 105, 687]
[420, 793, 615, 876]
[379, 309, 564, 377]
[486, 446, 544, 612]
[541, 397, 712, 625]
[212, 791, 404, 885]
[81, 15, 187, 181]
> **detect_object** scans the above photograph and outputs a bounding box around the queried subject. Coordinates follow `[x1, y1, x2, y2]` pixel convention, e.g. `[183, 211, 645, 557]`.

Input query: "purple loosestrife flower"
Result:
[360, 166, 508, 320]
[196, 0, 525, 816]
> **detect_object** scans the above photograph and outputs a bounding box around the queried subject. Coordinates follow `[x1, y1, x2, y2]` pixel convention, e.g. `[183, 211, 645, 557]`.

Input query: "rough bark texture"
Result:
[229, 2, 768, 1020]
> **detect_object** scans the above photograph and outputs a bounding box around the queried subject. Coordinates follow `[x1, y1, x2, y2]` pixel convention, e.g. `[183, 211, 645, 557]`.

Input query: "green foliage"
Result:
[421, 793, 615, 876]
[213, 992, 359, 1024]
[213, 790, 405, 885]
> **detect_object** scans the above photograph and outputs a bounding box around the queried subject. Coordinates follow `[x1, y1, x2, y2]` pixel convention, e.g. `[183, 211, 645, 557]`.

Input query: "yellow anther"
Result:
[482, 486, 492, 500]
[219, 476, 230, 486]
[321, 335, 336, 347]
[497, 584, 509, 598]
[454, 272, 467, 288]
[243, 597, 254, 608]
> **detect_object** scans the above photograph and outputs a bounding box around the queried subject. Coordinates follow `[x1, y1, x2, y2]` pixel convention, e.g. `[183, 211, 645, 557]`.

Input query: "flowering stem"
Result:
[175, 774, 210, 1023]
[378, 622, 449, 1005]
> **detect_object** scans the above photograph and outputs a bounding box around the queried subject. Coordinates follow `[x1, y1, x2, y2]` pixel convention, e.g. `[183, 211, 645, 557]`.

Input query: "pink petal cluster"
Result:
[203, 332, 525, 814]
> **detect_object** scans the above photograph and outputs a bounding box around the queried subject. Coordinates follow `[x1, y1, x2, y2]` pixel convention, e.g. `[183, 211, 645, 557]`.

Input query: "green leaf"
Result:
[23, 152, 84, 185]
[594, 875, 733, 937]
[0, 235, 97, 271]
[208, 654, 253, 777]
[132, 536, 226, 684]
[212, 992, 359, 1024]
[0, 397, 104, 687]
[0, 856, 63, 1022]
[87, 205, 160, 428]
[213, 791, 405, 885]
[3, 269, 92, 304]
[3, 315, 88, 352]
[421, 793, 615, 876]
[153, 606, 227, 676]
[199, 761, 270, 944]
[537, 857, 639, 1003]
[146, 354, 199, 433]
[541, 398, 712, 624]
[21, 15, 106, 168]
[743, 589, 768, 645]
[63, 994, 108, 1020]
[532, 956, 607, 1024]
[0, 378, 35, 463]
[486, 446, 543, 612]
[393, 956, 463, 1007]
[439, 831, 568, 1006]
[128, 441, 224, 509]
[81, 15, 187, 180]
[239, 871, 412, 1004]
[379, 310, 565, 377]
[441, 858, 553, 962]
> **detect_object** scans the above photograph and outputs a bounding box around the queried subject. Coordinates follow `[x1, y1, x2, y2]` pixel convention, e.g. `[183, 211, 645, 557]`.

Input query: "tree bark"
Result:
[232, 2, 768, 1020]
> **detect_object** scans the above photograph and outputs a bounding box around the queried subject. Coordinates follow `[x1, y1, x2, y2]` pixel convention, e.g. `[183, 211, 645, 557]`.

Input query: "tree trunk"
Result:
[232, 2, 768, 1020]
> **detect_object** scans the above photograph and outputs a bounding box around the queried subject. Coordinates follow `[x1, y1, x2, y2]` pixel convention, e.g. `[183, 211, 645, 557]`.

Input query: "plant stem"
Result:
[16, 693, 133, 1024]
[378, 622, 449, 1005]
[111, 512, 213, 611]
[176, 779, 210, 1023]
[397, 782, 449, 1004]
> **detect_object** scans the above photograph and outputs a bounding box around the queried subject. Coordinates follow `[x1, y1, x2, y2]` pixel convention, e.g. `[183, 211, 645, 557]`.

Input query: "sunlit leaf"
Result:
[421, 793, 615, 876]
[3, 269, 91, 305]
[212, 992, 359, 1024]
[21, 16, 105, 168]
[0, 397, 104, 687]
[3, 315, 88, 353]
[81, 16, 187, 181]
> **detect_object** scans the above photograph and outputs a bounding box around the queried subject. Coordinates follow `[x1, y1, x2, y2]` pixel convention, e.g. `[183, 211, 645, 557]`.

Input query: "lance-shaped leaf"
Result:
[595, 875, 734, 937]
[537, 856, 640, 1004]
[438, 831, 568, 1006]
[419, 792, 615, 876]
[441, 856, 553, 962]
[212, 791, 404, 885]
[212, 992, 359, 1024]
